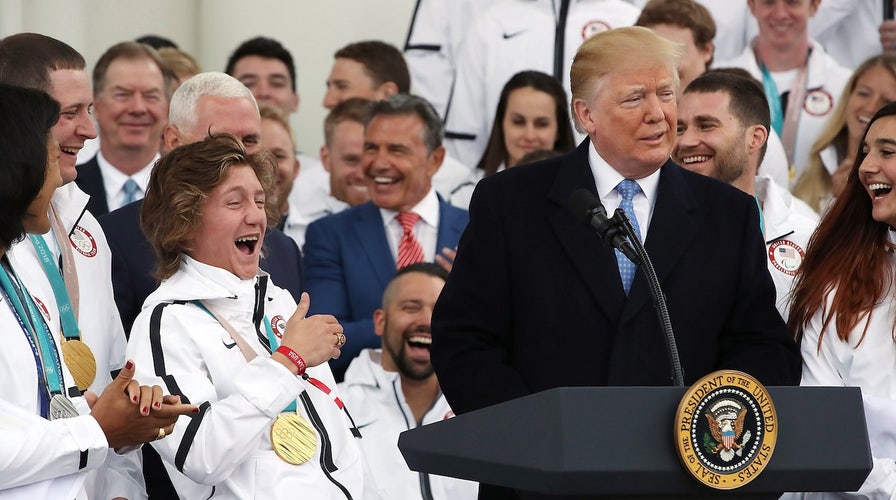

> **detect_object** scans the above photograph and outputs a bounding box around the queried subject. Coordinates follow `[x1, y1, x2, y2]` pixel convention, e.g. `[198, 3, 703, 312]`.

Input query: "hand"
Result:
[90, 360, 198, 448]
[881, 17, 896, 52]
[831, 156, 852, 199]
[435, 246, 457, 273]
[276, 292, 344, 370]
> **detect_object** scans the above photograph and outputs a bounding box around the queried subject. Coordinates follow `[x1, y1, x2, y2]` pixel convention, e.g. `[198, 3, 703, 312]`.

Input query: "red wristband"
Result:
[275, 345, 307, 375]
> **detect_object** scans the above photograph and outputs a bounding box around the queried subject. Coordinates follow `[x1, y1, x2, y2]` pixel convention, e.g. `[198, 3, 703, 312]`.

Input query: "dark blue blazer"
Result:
[303, 197, 468, 380]
[75, 156, 111, 216]
[432, 140, 800, 414]
[99, 200, 305, 335]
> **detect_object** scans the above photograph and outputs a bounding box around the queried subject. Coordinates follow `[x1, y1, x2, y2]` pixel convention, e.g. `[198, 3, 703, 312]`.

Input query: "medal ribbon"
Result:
[0, 258, 65, 418]
[193, 299, 360, 435]
[754, 41, 810, 175]
[49, 205, 80, 322]
[28, 234, 80, 341]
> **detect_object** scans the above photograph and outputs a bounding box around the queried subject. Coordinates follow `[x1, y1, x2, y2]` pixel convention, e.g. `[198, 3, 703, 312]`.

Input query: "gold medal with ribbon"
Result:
[271, 412, 317, 465]
[61, 338, 96, 391]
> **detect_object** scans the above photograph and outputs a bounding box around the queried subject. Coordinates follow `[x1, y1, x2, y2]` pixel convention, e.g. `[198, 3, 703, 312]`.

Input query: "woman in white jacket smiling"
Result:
[127, 133, 373, 499]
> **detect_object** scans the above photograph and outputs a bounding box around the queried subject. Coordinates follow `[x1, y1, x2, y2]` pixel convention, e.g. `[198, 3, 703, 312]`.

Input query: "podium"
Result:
[398, 386, 871, 498]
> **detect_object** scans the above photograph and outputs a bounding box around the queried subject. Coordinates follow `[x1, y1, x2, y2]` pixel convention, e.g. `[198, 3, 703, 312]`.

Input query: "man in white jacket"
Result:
[673, 71, 818, 321]
[339, 262, 478, 500]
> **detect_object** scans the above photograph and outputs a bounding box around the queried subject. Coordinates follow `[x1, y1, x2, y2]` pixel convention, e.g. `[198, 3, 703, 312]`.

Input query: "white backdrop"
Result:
[0, 0, 418, 156]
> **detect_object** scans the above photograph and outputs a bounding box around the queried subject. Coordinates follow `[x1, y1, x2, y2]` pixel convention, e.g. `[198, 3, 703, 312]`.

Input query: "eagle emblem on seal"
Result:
[705, 399, 752, 462]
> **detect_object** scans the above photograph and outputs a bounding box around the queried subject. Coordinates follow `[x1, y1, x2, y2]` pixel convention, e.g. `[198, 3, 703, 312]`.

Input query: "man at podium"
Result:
[431, 26, 800, 499]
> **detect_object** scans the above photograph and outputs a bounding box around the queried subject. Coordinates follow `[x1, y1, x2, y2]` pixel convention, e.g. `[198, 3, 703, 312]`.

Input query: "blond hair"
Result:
[570, 26, 684, 128]
[793, 54, 896, 212]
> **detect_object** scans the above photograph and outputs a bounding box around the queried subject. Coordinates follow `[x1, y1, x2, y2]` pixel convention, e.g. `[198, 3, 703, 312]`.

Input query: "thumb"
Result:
[292, 292, 310, 320]
[111, 359, 135, 390]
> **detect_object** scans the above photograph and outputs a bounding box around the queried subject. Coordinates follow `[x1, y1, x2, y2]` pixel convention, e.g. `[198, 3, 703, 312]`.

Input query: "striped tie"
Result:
[396, 212, 424, 269]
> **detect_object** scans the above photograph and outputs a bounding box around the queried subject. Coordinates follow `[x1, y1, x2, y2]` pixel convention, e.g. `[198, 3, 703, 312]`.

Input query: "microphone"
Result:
[567, 189, 641, 264]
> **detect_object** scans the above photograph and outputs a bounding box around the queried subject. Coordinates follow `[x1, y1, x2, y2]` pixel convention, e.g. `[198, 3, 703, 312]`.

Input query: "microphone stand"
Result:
[611, 208, 685, 387]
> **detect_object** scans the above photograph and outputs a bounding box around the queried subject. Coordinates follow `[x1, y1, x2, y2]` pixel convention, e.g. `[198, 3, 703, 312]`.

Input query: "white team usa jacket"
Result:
[127, 256, 374, 499]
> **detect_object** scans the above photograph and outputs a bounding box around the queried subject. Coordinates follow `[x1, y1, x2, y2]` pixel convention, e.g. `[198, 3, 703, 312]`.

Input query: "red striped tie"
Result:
[396, 212, 424, 269]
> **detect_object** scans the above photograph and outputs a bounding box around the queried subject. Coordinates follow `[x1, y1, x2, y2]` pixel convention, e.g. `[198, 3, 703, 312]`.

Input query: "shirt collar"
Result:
[378, 187, 440, 228]
[96, 150, 158, 193]
[587, 141, 661, 204]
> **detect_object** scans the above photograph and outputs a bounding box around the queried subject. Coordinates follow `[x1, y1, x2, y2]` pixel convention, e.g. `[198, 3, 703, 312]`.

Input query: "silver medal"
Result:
[49, 394, 79, 420]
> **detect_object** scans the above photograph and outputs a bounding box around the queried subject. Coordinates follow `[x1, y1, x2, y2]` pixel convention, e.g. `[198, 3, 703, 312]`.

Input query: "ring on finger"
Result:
[335, 332, 346, 347]
[157, 427, 166, 440]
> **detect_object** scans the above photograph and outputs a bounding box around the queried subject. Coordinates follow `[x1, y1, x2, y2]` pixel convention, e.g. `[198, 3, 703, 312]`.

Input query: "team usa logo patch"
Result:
[70, 225, 97, 258]
[675, 370, 778, 489]
[768, 240, 805, 276]
[804, 88, 834, 116]
[270, 315, 286, 339]
[581, 20, 611, 40]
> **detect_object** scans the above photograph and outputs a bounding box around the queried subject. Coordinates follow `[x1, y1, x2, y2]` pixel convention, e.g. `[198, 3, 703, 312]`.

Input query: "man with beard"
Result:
[673, 70, 818, 320]
[337, 262, 477, 500]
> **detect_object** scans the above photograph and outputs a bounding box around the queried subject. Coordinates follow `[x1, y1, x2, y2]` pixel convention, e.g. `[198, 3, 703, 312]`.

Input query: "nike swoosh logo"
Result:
[503, 30, 527, 39]
[222, 340, 237, 349]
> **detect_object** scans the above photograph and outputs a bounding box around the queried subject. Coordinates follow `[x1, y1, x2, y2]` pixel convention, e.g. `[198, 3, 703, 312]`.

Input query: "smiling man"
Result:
[716, 0, 851, 185]
[430, 27, 800, 499]
[76, 41, 172, 216]
[674, 70, 818, 320]
[338, 262, 478, 500]
[303, 94, 468, 381]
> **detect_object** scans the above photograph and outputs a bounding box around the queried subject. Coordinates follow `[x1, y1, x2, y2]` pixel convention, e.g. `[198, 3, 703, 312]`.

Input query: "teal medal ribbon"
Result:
[0, 257, 65, 418]
[759, 64, 784, 137]
[754, 195, 765, 237]
[28, 234, 80, 340]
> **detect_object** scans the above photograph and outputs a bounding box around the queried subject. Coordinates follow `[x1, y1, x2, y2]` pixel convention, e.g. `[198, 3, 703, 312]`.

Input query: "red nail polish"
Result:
[192, 407, 200, 413]
[125, 360, 133, 370]
[132, 395, 138, 403]
[154, 401, 161, 409]
[142, 406, 149, 415]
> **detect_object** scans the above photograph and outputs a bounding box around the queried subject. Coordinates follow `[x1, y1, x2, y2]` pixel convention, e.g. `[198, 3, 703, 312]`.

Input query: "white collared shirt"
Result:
[379, 188, 441, 262]
[588, 142, 661, 242]
[96, 151, 158, 210]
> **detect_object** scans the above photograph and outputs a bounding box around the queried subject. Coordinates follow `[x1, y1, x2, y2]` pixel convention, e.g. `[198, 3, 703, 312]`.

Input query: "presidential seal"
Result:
[674, 370, 777, 489]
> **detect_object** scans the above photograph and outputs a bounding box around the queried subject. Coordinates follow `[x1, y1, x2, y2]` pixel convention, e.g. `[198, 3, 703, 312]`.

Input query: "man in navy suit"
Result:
[75, 41, 171, 216]
[430, 27, 800, 500]
[100, 72, 305, 334]
[304, 94, 468, 381]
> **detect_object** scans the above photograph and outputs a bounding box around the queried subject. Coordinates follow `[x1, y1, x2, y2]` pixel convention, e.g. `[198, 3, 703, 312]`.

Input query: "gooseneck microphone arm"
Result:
[613, 207, 685, 387]
[567, 189, 685, 387]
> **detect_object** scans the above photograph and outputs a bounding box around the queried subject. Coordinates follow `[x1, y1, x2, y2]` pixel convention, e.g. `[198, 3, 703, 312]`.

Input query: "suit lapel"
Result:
[352, 203, 395, 288]
[548, 141, 626, 322]
[435, 197, 466, 252]
[621, 161, 698, 324]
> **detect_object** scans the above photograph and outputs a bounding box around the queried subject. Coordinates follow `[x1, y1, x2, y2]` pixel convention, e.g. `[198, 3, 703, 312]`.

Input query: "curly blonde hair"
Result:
[141, 133, 278, 281]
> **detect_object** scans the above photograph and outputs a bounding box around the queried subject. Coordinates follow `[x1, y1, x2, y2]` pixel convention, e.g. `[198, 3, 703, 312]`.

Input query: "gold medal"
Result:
[271, 413, 317, 465]
[61, 338, 96, 391]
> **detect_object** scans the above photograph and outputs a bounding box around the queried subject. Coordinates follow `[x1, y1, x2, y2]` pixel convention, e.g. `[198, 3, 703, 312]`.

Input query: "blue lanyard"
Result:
[28, 234, 80, 341]
[192, 301, 296, 412]
[0, 259, 65, 418]
[759, 64, 784, 137]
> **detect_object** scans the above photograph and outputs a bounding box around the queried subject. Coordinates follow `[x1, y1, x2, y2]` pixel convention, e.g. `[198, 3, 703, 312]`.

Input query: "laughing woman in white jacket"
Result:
[128, 133, 375, 499]
[789, 102, 896, 498]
